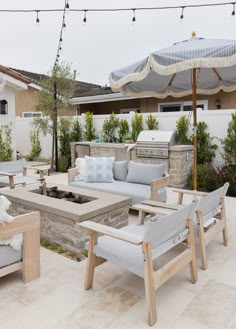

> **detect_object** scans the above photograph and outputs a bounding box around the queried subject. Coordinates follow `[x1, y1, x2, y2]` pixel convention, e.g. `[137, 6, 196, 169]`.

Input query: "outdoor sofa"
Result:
[68, 158, 169, 205]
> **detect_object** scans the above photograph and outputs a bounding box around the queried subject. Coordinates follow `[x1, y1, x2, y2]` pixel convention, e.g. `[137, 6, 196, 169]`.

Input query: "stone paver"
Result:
[0, 172, 235, 329]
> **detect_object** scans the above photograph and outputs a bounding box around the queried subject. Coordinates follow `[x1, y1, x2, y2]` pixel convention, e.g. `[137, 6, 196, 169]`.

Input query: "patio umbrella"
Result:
[109, 32, 236, 190]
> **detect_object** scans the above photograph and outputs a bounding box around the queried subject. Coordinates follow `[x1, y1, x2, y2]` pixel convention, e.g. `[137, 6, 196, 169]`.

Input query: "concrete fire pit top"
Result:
[1, 184, 131, 221]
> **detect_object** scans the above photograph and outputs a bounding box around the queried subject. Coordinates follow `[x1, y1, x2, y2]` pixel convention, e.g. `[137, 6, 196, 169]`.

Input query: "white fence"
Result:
[15, 109, 236, 164]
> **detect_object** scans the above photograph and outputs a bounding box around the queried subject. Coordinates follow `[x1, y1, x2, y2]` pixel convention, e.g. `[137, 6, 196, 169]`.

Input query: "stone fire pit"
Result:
[1, 184, 131, 253]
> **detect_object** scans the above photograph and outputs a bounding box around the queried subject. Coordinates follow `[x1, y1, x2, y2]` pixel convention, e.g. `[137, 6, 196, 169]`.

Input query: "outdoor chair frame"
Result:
[0, 211, 40, 282]
[80, 203, 198, 326]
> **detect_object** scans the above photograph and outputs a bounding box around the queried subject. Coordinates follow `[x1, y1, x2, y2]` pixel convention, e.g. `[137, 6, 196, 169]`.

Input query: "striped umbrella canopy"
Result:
[109, 33, 236, 190]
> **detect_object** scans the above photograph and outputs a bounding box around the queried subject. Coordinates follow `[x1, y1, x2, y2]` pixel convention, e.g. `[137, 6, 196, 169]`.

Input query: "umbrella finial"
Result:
[192, 31, 196, 37]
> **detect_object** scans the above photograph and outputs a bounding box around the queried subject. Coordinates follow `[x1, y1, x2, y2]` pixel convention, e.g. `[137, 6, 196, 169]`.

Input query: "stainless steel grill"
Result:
[136, 130, 177, 159]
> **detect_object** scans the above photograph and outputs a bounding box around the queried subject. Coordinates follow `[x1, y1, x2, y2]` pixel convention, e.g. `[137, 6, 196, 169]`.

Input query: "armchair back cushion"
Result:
[197, 182, 229, 223]
[0, 159, 26, 174]
[113, 160, 128, 181]
[126, 161, 165, 185]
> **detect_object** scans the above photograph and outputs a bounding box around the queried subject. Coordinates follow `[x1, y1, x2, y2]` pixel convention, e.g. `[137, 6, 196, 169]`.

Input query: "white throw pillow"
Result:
[85, 157, 115, 183]
[75, 158, 87, 181]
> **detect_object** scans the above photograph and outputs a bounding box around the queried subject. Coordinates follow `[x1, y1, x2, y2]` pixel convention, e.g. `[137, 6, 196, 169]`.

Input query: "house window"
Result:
[160, 103, 181, 112]
[0, 100, 8, 114]
[158, 100, 208, 112]
[22, 112, 42, 118]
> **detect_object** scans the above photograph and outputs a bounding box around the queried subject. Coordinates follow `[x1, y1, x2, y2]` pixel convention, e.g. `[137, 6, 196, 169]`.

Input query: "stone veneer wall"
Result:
[9, 201, 129, 254]
[169, 145, 193, 188]
[70, 142, 193, 188]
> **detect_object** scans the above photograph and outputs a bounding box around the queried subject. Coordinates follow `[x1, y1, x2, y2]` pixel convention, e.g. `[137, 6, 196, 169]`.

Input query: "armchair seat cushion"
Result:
[0, 175, 41, 187]
[70, 180, 167, 205]
[0, 245, 22, 269]
[93, 224, 145, 277]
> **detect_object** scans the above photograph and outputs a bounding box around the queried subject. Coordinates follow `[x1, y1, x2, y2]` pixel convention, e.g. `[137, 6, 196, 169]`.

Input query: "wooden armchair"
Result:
[0, 159, 45, 189]
[0, 211, 40, 282]
[173, 182, 229, 269]
[80, 203, 198, 326]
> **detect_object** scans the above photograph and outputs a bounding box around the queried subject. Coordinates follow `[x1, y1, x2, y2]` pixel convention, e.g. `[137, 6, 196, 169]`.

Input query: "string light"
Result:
[2, 2, 236, 18]
[36, 10, 40, 24]
[232, 2, 235, 15]
[83, 10, 87, 23]
[180, 6, 185, 19]
[132, 9, 136, 22]
[53, 0, 68, 70]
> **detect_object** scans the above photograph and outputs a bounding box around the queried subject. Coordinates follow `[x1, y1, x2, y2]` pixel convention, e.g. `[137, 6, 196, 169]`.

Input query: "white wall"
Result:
[0, 86, 17, 157]
[15, 109, 236, 164]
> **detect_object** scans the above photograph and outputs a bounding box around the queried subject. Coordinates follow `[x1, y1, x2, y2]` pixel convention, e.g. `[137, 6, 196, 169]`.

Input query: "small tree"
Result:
[83, 112, 96, 141]
[35, 63, 75, 171]
[102, 112, 119, 143]
[222, 112, 236, 164]
[131, 113, 143, 142]
[146, 114, 158, 130]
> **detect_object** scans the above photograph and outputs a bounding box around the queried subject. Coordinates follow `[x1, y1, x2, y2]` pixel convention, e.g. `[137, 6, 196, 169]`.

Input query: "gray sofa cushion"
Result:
[0, 245, 22, 269]
[126, 161, 165, 185]
[70, 180, 167, 205]
[113, 161, 128, 181]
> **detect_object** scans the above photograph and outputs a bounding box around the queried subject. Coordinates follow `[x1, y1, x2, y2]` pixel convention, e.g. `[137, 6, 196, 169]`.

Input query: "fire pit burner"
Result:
[33, 185, 94, 204]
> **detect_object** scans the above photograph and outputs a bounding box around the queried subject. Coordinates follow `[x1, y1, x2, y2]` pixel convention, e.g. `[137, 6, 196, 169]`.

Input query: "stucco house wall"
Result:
[0, 69, 28, 158]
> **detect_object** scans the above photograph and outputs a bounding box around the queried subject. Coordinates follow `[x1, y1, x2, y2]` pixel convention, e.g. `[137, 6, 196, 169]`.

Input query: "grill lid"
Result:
[137, 130, 176, 145]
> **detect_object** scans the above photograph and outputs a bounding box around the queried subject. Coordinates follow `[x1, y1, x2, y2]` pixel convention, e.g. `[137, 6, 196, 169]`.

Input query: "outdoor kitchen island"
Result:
[1, 184, 130, 253]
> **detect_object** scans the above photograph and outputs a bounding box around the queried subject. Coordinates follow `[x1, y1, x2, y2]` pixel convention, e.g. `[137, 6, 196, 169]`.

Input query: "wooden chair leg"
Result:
[85, 231, 97, 290]
[221, 200, 228, 246]
[197, 212, 208, 270]
[143, 243, 157, 326]
[23, 227, 40, 283]
[187, 220, 198, 283]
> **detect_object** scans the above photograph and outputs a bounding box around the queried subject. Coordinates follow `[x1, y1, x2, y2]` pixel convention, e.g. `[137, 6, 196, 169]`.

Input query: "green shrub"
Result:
[102, 113, 119, 143]
[0, 124, 13, 161]
[71, 119, 82, 142]
[83, 112, 96, 141]
[118, 118, 129, 142]
[187, 162, 236, 196]
[27, 128, 41, 161]
[146, 114, 158, 130]
[222, 112, 236, 164]
[196, 121, 218, 164]
[131, 113, 143, 142]
[176, 115, 192, 145]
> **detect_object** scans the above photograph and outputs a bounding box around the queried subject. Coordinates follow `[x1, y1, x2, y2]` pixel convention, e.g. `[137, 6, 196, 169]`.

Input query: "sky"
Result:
[1, 0, 236, 86]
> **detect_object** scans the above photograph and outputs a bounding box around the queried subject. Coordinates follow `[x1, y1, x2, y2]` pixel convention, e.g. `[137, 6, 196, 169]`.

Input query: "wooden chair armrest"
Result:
[0, 212, 40, 240]
[79, 221, 143, 245]
[172, 188, 208, 204]
[141, 200, 182, 210]
[151, 173, 169, 201]
[0, 171, 16, 177]
[68, 167, 78, 184]
[25, 166, 48, 179]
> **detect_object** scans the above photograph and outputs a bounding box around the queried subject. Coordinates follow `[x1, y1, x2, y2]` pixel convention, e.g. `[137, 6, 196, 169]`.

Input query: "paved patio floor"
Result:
[0, 172, 236, 329]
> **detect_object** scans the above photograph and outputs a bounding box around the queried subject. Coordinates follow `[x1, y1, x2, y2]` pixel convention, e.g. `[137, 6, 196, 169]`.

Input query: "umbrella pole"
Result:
[192, 68, 197, 190]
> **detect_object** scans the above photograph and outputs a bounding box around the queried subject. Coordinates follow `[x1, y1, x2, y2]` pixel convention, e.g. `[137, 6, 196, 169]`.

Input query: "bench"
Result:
[68, 159, 169, 205]
[0, 159, 45, 189]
